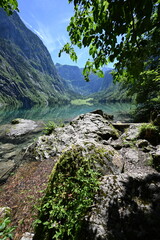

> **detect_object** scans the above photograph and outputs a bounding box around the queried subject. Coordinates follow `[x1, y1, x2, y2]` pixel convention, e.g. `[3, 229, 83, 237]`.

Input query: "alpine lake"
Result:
[0, 101, 135, 125]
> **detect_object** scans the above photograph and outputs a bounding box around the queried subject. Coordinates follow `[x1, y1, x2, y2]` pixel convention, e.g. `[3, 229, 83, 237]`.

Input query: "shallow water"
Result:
[0, 102, 135, 125]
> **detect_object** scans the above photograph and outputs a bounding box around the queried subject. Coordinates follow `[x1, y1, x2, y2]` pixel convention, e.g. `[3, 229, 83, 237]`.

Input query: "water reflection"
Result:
[0, 102, 135, 125]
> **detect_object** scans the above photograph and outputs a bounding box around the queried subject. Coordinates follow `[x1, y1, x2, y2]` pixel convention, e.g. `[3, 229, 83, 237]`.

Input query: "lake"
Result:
[0, 102, 135, 125]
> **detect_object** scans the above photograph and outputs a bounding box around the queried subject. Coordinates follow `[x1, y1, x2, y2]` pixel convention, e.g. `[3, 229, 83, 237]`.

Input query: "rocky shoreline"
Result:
[0, 110, 160, 239]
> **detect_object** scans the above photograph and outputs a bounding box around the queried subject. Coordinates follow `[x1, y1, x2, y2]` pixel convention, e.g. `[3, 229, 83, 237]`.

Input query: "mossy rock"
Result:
[33, 143, 122, 240]
[138, 123, 160, 145]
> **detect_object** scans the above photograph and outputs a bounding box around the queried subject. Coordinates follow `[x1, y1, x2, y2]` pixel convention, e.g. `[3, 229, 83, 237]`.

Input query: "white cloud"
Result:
[32, 21, 70, 54]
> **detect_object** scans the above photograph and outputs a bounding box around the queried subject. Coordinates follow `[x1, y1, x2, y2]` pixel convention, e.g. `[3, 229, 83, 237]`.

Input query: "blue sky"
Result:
[18, 0, 114, 68]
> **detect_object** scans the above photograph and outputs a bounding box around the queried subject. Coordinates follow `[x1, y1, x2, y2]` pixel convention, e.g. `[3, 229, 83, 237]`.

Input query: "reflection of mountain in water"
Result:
[0, 103, 135, 125]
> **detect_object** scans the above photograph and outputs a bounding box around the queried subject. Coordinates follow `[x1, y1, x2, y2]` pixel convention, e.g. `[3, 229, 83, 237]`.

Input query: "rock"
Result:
[3, 151, 17, 160]
[24, 113, 120, 162]
[0, 143, 15, 151]
[110, 139, 123, 150]
[0, 207, 11, 219]
[81, 172, 160, 240]
[124, 148, 139, 163]
[121, 123, 142, 141]
[21, 232, 34, 240]
[136, 139, 149, 148]
[91, 109, 113, 120]
[7, 119, 38, 137]
[0, 118, 44, 144]
[25, 111, 160, 240]
[152, 145, 160, 172]
[0, 160, 15, 183]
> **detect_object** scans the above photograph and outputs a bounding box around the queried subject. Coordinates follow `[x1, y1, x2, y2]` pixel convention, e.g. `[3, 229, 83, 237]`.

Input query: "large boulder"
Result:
[81, 172, 160, 240]
[31, 111, 160, 240]
[24, 113, 119, 162]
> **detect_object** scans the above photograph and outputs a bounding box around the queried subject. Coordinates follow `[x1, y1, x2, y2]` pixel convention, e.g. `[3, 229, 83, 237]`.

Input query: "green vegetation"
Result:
[0, 10, 74, 107]
[43, 121, 57, 135]
[0, 216, 16, 240]
[139, 123, 160, 145]
[0, 0, 18, 15]
[33, 145, 100, 240]
[71, 98, 93, 105]
[60, 0, 160, 120]
[43, 121, 65, 135]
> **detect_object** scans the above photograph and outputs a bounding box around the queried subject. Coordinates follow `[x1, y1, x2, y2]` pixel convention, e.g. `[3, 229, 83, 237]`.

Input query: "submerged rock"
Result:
[0, 118, 43, 143]
[0, 119, 44, 183]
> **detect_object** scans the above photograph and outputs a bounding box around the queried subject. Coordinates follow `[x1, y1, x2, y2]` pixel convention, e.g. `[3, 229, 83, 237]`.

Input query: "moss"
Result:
[33, 145, 101, 240]
[11, 118, 21, 124]
[138, 123, 160, 145]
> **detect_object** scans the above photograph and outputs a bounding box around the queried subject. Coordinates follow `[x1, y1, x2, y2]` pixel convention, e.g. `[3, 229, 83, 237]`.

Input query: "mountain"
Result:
[55, 63, 113, 95]
[0, 9, 74, 107]
[90, 83, 133, 103]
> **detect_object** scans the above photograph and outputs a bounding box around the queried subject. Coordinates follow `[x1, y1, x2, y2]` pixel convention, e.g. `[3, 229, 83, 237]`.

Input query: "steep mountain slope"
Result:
[0, 9, 73, 107]
[56, 63, 113, 95]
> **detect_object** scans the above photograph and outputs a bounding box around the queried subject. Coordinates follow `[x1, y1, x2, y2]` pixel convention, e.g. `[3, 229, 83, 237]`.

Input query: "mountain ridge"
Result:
[55, 63, 113, 96]
[0, 9, 75, 107]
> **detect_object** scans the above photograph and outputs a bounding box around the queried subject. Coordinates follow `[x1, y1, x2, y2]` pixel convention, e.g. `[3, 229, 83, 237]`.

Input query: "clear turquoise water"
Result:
[0, 102, 135, 125]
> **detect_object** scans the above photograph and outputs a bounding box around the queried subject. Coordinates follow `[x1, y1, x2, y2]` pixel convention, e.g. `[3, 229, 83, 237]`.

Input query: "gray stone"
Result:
[24, 113, 120, 162]
[25, 111, 160, 240]
[0, 207, 11, 219]
[82, 172, 160, 240]
[7, 119, 38, 137]
[121, 123, 142, 141]
[0, 160, 15, 183]
[21, 232, 34, 240]
[136, 139, 149, 148]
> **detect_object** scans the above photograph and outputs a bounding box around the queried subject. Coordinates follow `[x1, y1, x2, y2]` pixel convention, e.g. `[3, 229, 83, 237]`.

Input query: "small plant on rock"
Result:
[43, 121, 57, 135]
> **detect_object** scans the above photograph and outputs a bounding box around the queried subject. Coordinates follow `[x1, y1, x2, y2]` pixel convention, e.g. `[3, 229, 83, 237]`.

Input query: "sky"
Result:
[18, 0, 114, 68]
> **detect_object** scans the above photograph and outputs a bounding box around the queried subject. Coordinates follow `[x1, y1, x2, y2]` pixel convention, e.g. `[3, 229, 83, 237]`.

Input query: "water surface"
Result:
[0, 102, 135, 125]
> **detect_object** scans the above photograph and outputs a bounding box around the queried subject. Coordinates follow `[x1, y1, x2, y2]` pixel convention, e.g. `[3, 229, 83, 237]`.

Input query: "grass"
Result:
[71, 98, 93, 106]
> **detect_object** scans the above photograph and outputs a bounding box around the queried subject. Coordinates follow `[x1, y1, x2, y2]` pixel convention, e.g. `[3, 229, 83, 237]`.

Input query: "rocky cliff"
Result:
[0, 9, 74, 107]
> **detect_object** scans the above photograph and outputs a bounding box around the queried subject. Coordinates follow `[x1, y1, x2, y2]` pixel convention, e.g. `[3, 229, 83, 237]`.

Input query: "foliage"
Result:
[43, 121, 57, 135]
[138, 123, 160, 145]
[0, 0, 18, 15]
[0, 217, 16, 240]
[61, 0, 159, 78]
[33, 146, 100, 240]
[60, 0, 160, 116]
